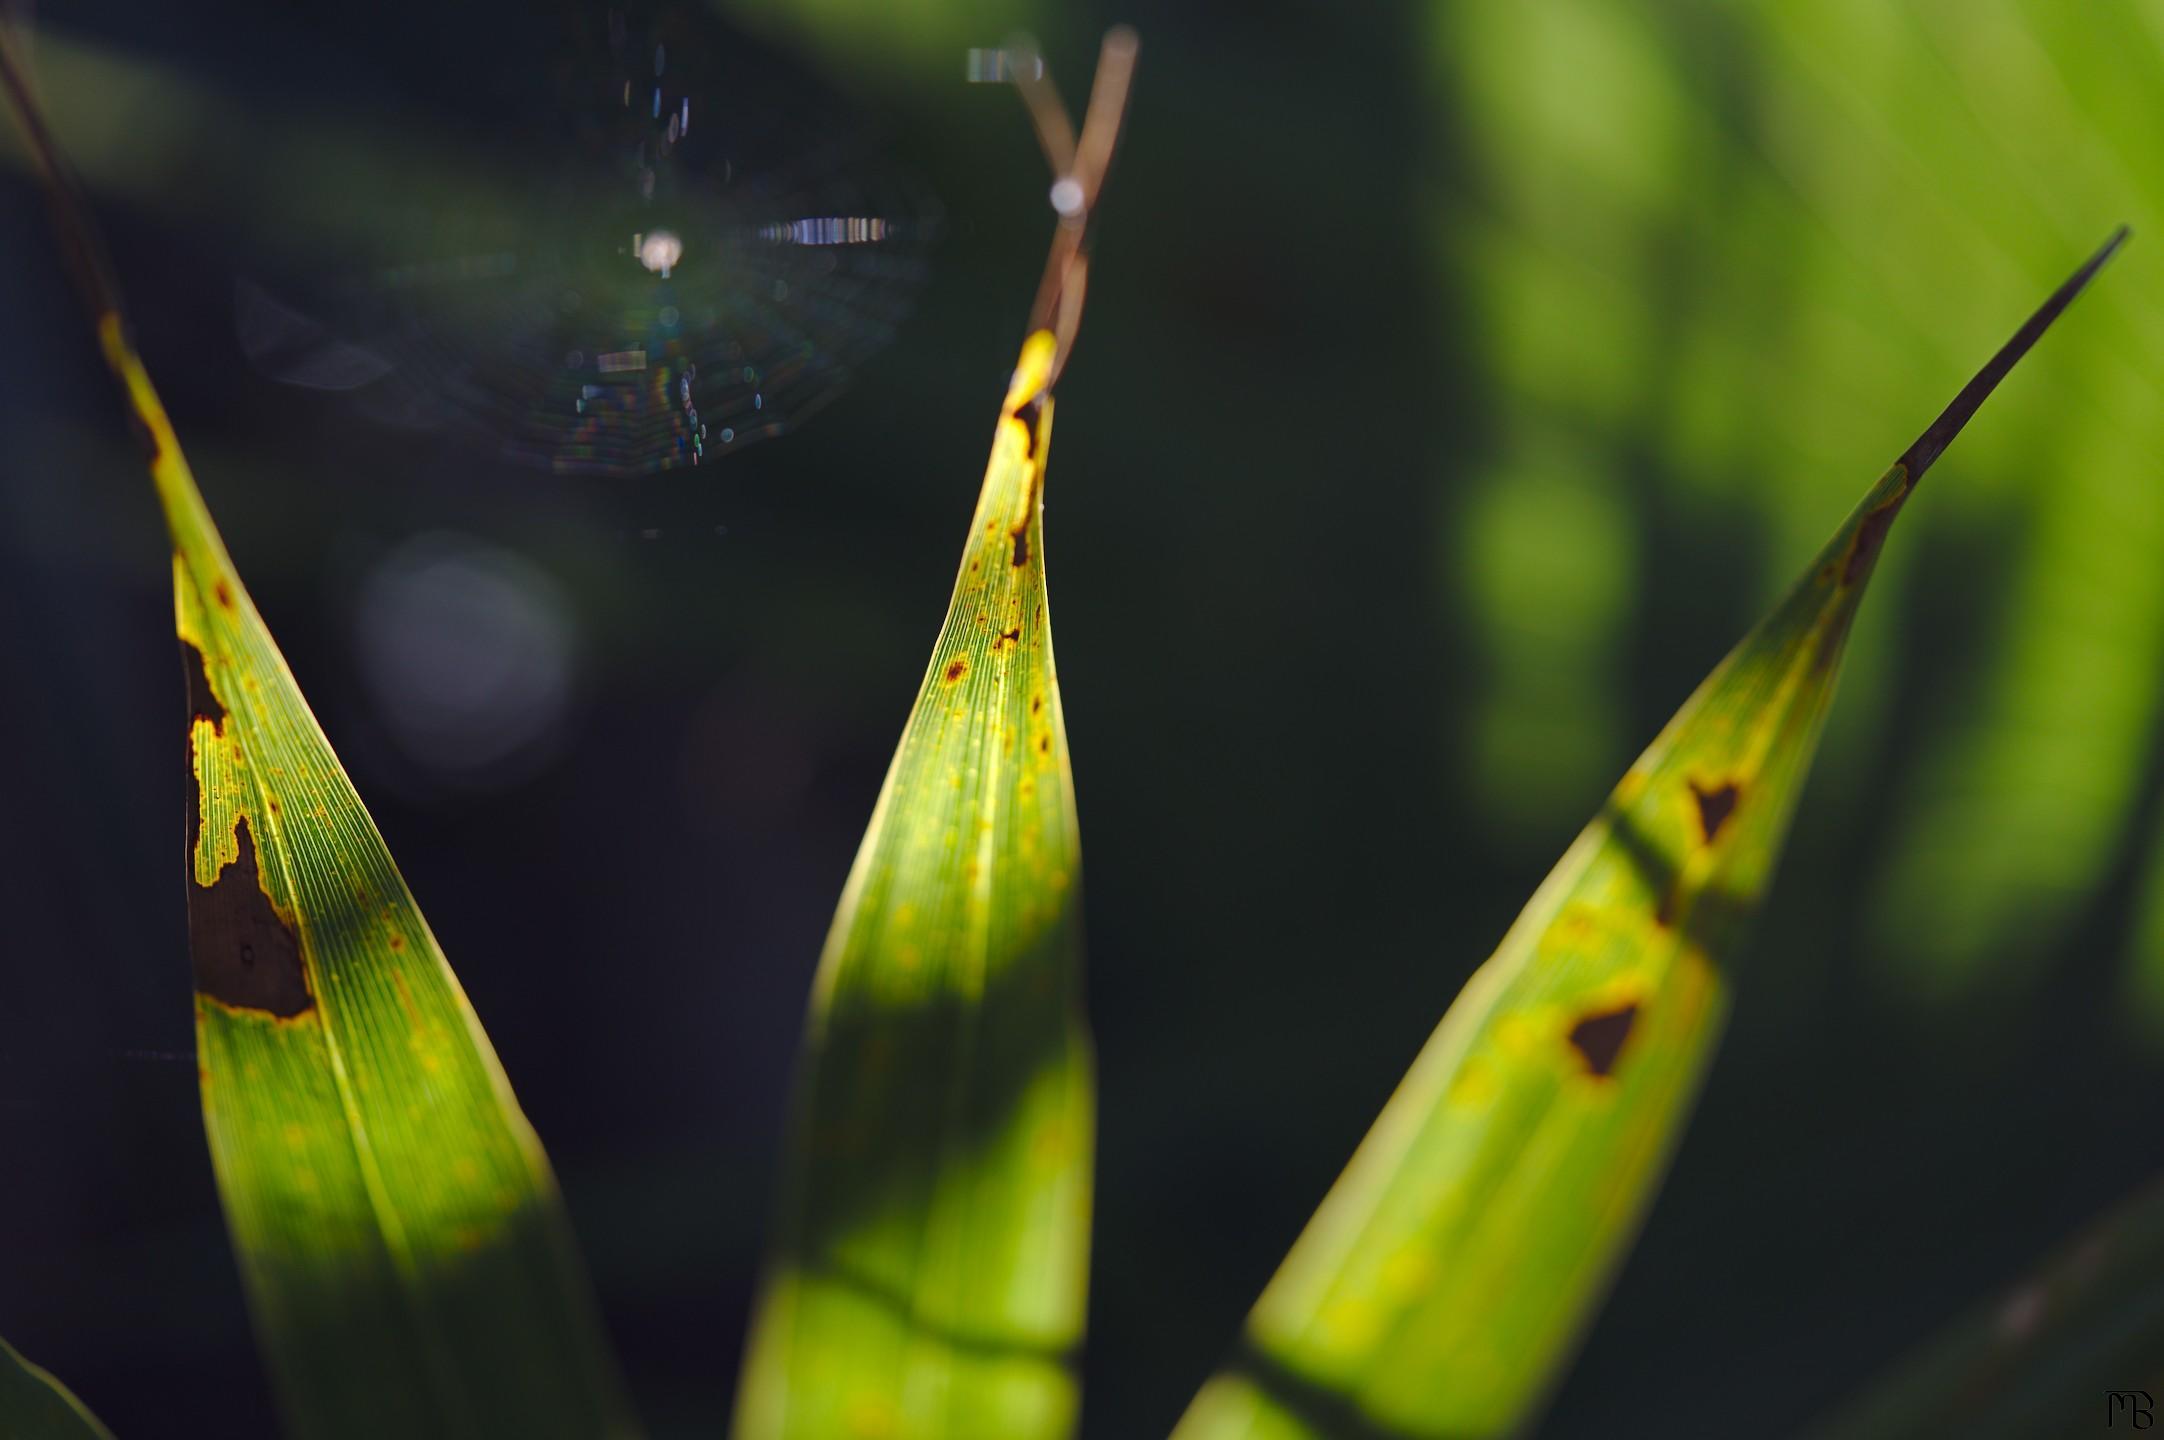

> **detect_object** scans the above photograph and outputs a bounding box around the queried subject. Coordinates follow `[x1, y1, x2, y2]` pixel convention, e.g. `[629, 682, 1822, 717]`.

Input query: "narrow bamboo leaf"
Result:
[1175, 231, 2126, 1440]
[733, 35, 1131, 1438]
[0, 1337, 115, 1439]
[0, 40, 638, 1440]
[1812, 1173, 2164, 1440]
[734, 330, 1093, 1440]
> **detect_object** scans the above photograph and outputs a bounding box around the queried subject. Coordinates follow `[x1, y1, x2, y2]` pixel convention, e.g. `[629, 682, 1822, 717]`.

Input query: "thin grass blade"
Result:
[0, 1337, 115, 1439]
[0, 33, 637, 1440]
[1175, 231, 2126, 1440]
[733, 330, 1093, 1440]
[1811, 1171, 2164, 1439]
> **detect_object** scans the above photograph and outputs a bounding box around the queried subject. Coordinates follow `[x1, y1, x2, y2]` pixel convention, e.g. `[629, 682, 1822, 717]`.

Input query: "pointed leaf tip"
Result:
[1897, 227, 2127, 483]
[1172, 231, 2120, 1440]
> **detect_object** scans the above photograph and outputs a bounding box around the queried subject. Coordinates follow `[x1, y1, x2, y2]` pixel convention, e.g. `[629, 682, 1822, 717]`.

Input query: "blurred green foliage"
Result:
[713, 0, 1043, 84]
[1430, 0, 2164, 1012]
[0, 1337, 113, 1439]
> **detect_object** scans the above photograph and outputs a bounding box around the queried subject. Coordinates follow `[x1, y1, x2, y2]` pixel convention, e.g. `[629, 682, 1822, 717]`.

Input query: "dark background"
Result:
[4, 1, 2163, 1435]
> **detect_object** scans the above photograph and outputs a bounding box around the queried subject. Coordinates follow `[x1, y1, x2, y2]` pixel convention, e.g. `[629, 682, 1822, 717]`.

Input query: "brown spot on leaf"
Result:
[1843, 496, 1905, 585]
[1037, 735, 1052, 756]
[189, 815, 311, 1019]
[1813, 601, 1860, 674]
[1568, 1002, 1639, 1079]
[124, 406, 162, 466]
[1690, 780, 1740, 844]
[389, 968, 421, 1027]
[1030, 694, 1044, 715]
[993, 627, 1022, 652]
[944, 658, 969, 685]
[213, 578, 235, 611]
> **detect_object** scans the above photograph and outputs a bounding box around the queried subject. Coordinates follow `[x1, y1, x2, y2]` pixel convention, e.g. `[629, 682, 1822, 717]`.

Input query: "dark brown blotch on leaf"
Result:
[994, 627, 1022, 652]
[180, 640, 226, 727]
[1568, 1002, 1639, 1079]
[189, 815, 311, 1019]
[943, 658, 969, 685]
[1008, 399, 1046, 568]
[1010, 393, 1045, 458]
[1690, 780, 1740, 845]
[213, 578, 234, 611]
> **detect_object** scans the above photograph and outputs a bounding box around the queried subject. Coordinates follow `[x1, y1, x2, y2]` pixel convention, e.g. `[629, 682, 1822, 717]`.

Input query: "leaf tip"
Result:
[1897, 227, 2128, 484]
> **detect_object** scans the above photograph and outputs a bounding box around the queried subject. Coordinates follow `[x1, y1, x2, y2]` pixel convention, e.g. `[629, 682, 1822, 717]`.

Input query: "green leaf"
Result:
[1812, 1173, 2164, 1440]
[149, 330, 635, 1439]
[1174, 232, 2126, 1440]
[0, 1337, 116, 1440]
[734, 330, 1094, 1440]
[0, 39, 638, 1440]
[733, 31, 1131, 1434]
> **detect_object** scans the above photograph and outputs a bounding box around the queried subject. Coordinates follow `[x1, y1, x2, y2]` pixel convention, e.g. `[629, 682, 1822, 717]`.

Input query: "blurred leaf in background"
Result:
[713, 0, 1044, 86]
[0, 1337, 115, 1440]
[1814, 1169, 2164, 1439]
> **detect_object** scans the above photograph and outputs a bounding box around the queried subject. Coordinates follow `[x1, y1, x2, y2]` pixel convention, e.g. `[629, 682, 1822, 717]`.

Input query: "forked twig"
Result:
[1008, 27, 1137, 387]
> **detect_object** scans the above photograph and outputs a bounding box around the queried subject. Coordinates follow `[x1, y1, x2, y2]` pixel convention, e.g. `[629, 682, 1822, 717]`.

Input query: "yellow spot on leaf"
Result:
[1318, 1298, 1381, 1351]
[1449, 1055, 1497, 1107]
[1380, 1248, 1435, 1300]
[847, 1397, 898, 1438]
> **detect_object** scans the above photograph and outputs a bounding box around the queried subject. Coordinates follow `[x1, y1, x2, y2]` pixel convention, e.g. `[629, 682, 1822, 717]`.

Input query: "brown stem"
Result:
[1014, 28, 1138, 388]
[0, 21, 131, 334]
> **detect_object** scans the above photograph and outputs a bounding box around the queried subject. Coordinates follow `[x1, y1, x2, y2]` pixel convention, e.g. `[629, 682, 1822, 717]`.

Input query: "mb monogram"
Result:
[2110, 1391, 2156, 1428]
